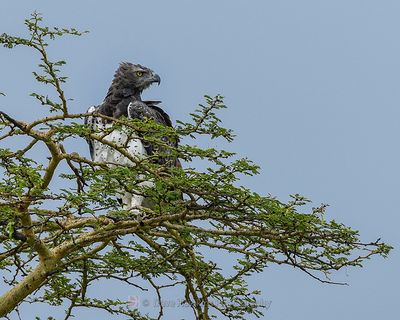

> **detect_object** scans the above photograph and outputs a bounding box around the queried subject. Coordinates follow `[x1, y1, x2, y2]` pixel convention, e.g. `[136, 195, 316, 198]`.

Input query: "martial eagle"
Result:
[85, 62, 178, 210]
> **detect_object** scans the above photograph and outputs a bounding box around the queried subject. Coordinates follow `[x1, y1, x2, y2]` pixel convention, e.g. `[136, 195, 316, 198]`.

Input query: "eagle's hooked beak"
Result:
[152, 73, 161, 86]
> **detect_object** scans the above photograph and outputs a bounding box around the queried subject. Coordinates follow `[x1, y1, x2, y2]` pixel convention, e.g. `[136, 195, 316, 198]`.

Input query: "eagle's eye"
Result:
[136, 71, 144, 77]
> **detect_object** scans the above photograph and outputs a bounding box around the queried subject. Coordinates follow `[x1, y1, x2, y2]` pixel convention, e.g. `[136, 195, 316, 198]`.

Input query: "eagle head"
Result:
[115, 62, 161, 92]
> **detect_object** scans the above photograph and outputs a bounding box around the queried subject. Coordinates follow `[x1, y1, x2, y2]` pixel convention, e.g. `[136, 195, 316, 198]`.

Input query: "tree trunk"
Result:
[0, 258, 58, 317]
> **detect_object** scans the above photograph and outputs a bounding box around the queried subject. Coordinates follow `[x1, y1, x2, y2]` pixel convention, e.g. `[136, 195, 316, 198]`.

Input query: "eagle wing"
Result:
[127, 100, 171, 126]
[127, 101, 179, 166]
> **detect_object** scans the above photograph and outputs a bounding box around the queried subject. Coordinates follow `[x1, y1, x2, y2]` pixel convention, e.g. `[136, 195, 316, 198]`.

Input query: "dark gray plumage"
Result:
[97, 62, 161, 118]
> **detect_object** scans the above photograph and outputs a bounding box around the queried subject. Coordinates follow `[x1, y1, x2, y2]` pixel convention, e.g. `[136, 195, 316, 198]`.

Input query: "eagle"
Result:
[85, 62, 178, 211]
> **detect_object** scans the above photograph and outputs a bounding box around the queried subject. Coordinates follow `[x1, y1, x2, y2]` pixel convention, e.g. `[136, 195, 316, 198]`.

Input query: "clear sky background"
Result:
[0, 1, 399, 319]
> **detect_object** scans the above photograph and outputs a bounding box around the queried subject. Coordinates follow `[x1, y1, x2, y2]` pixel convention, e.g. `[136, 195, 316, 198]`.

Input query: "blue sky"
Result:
[0, 1, 399, 319]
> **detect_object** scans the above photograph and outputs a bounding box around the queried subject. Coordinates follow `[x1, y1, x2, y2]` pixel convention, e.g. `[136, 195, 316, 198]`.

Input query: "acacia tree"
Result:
[0, 13, 392, 320]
